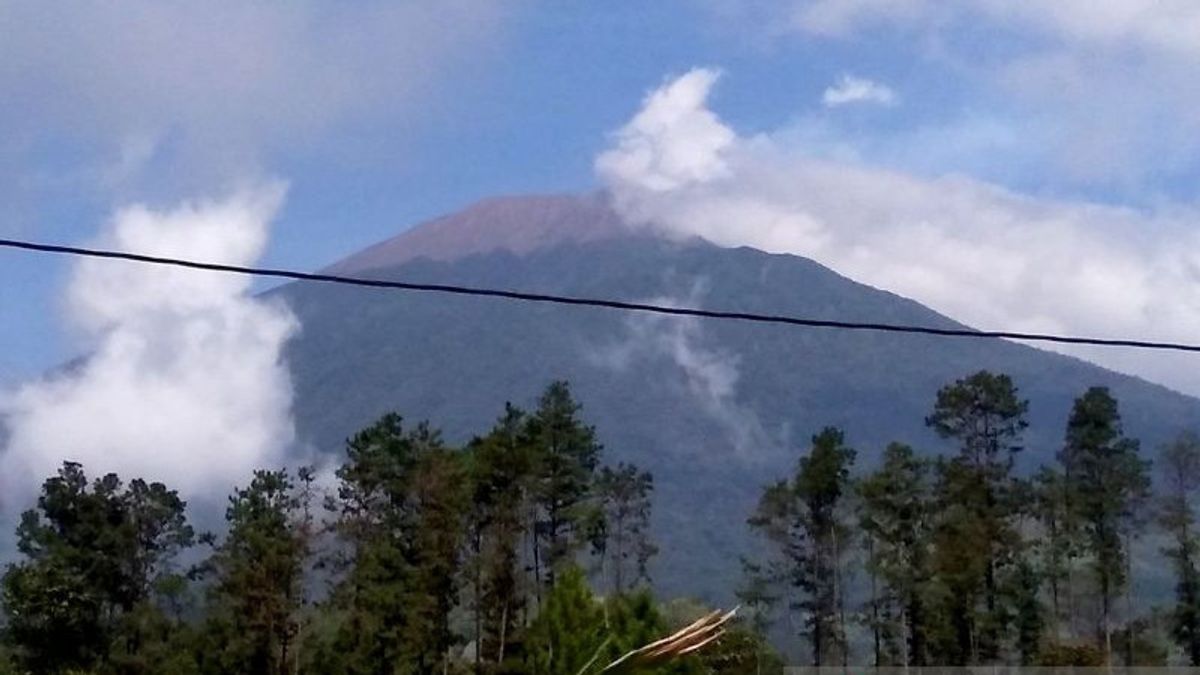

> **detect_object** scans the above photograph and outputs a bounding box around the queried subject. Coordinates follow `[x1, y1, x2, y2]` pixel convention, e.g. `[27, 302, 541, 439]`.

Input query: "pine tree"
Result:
[1159, 431, 1200, 664]
[857, 442, 934, 666]
[526, 381, 602, 588]
[467, 403, 536, 668]
[324, 414, 469, 674]
[1061, 387, 1149, 662]
[926, 370, 1028, 663]
[594, 462, 657, 594]
[1033, 466, 1076, 641]
[525, 566, 607, 675]
[747, 426, 855, 666]
[201, 469, 310, 675]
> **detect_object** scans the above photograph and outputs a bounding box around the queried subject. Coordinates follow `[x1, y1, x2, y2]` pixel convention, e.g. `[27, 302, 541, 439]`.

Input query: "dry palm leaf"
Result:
[595, 606, 738, 674]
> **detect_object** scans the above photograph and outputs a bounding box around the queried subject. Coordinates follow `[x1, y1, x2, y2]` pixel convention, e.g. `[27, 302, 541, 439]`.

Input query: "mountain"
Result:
[273, 193, 1200, 604]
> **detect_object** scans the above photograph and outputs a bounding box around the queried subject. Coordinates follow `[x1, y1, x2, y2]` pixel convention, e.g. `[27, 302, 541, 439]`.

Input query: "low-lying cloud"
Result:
[590, 289, 778, 458]
[597, 69, 1200, 396]
[0, 184, 297, 508]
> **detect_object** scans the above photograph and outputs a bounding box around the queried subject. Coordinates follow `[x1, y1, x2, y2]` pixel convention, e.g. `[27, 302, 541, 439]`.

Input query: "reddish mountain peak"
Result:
[324, 193, 633, 275]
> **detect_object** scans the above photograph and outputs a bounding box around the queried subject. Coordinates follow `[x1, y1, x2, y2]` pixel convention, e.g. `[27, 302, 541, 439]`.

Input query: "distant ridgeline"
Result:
[3, 374, 1200, 671]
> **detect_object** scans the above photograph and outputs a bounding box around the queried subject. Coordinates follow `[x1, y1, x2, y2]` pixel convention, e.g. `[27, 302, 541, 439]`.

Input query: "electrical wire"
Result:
[2, 237, 1199, 353]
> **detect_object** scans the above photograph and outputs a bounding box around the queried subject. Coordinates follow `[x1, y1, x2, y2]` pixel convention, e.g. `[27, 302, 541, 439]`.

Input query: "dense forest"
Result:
[2, 372, 1200, 673]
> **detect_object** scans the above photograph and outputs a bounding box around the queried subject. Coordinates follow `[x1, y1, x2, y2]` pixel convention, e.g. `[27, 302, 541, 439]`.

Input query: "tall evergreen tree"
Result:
[1061, 387, 1149, 662]
[467, 403, 536, 669]
[526, 381, 602, 588]
[1159, 431, 1200, 664]
[200, 469, 311, 675]
[857, 442, 934, 666]
[748, 426, 855, 666]
[594, 462, 657, 594]
[324, 414, 469, 674]
[926, 370, 1028, 662]
[1033, 466, 1077, 641]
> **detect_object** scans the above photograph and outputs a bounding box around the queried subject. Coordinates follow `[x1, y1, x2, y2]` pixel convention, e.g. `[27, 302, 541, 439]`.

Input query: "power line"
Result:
[2, 236, 1199, 354]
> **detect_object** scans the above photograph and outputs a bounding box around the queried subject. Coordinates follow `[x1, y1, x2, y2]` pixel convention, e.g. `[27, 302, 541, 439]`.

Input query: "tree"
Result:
[1159, 431, 1200, 664]
[1009, 558, 1044, 665]
[1033, 466, 1077, 641]
[324, 414, 469, 674]
[526, 381, 602, 588]
[857, 442, 934, 666]
[926, 370, 1028, 662]
[747, 426, 855, 666]
[526, 567, 700, 675]
[594, 462, 657, 594]
[466, 403, 536, 669]
[200, 469, 311, 675]
[1, 462, 194, 674]
[525, 566, 607, 675]
[1062, 387, 1149, 662]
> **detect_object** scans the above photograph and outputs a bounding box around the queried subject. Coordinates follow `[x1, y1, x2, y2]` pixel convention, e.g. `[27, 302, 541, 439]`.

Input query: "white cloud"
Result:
[597, 69, 1200, 395]
[595, 69, 735, 193]
[0, 1, 511, 194]
[0, 184, 298, 508]
[821, 74, 896, 107]
[701, 1, 1200, 192]
[775, 0, 1200, 54]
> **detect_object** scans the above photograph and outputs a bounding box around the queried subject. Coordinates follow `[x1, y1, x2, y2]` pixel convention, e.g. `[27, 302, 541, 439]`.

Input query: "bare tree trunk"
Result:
[1125, 529, 1136, 666]
[498, 602, 508, 664]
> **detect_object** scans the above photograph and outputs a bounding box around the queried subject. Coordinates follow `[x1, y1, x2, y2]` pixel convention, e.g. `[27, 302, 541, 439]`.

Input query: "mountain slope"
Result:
[274, 194, 1200, 603]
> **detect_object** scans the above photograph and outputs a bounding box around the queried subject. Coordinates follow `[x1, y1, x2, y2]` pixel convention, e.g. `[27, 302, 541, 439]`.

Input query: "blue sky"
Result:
[4, 1, 1200, 388]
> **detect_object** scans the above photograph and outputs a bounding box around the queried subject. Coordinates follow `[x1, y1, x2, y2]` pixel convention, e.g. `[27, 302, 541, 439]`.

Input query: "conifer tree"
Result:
[594, 462, 657, 594]
[1061, 387, 1149, 662]
[1160, 431, 1200, 664]
[467, 403, 535, 668]
[748, 426, 855, 666]
[201, 469, 310, 675]
[858, 442, 934, 666]
[526, 381, 602, 587]
[926, 370, 1028, 662]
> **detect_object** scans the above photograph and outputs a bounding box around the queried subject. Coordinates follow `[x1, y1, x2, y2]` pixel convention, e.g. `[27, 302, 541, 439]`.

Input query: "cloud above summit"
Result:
[597, 68, 1200, 396]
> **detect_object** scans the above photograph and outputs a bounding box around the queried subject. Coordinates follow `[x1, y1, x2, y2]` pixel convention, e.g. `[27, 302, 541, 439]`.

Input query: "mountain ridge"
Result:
[275, 194, 1200, 602]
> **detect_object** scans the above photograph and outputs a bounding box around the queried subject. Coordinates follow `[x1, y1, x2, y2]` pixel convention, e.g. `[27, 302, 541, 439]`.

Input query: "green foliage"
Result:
[1160, 430, 1200, 664]
[746, 426, 855, 666]
[1062, 386, 1150, 660]
[323, 413, 470, 674]
[1035, 642, 1106, 666]
[466, 403, 536, 669]
[594, 462, 656, 594]
[526, 566, 607, 675]
[925, 370, 1029, 663]
[527, 381, 602, 586]
[198, 468, 311, 675]
[6, 374, 1198, 671]
[858, 442, 935, 666]
[1, 462, 194, 674]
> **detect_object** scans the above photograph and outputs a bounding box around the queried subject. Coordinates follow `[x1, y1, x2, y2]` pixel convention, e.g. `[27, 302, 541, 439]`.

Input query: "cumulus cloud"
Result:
[0, 184, 297, 507]
[595, 69, 735, 193]
[597, 69, 1200, 395]
[821, 75, 897, 107]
